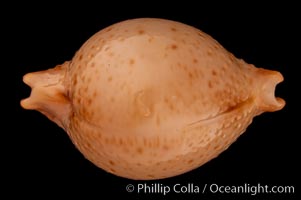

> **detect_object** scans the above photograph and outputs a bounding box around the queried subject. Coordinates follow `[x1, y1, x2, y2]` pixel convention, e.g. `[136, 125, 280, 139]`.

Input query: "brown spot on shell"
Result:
[169, 103, 174, 111]
[138, 30, 145, 34]
[164, 97, 169, 104]
[92, 91, 98, 98]
[136, 147, 143, 154]
[76, 97, 81, 104]
[187, 159, 193, 164]
[171, 44, 178, 50]
[170, 27, 177, 32]
[109, 160, 115, 166]
[147, 174, 155, 179]
[212, 70, 217, 76]
[72, 78, 77, 86]
[129, 59, 135, 65]
[208, 80, 213, 88]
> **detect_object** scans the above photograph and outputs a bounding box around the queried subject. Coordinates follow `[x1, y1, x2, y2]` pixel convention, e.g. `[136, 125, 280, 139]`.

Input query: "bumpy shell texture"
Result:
[21, 18, 285, 180]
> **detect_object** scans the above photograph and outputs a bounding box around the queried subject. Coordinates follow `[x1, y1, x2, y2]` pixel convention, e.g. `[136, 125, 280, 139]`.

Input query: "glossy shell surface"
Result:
[21, 18, 285, 180]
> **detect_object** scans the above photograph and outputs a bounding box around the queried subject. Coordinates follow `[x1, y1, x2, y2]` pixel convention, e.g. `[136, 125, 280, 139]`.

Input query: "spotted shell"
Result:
[21, 18, 285, 180]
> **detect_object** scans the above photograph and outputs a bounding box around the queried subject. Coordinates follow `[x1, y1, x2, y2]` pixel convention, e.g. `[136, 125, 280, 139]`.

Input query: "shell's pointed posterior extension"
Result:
[255, 68, 285, 113]
[21, 18, 285, 180]
[21, 62, 71, 129]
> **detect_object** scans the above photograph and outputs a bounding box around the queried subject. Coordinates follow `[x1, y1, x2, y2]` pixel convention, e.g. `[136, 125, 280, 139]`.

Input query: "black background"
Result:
[9, 2, 299, 199]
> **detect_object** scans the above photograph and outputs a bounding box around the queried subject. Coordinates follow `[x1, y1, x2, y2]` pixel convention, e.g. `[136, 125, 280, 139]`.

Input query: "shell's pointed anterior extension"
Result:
[21, 62, 71, 128]
[21, 18, 285, 180]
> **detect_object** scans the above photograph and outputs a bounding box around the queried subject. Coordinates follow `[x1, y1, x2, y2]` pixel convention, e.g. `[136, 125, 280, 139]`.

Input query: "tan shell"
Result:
[21, 18, 285, 180]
